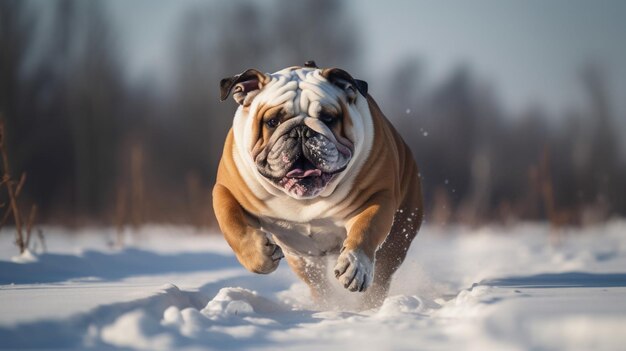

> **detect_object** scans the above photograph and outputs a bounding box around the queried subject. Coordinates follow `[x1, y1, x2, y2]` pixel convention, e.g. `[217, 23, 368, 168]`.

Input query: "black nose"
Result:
[289, 125, 315, 139]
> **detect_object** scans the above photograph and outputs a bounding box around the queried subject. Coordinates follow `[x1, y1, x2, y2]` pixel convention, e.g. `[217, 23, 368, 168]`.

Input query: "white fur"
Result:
[334, 248, 374, 291]
[232, 67, 374, 223]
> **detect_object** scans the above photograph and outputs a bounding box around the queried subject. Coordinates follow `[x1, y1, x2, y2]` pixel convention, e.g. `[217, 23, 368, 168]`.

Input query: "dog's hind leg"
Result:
[362, 176, 423, 309]
[361, 207, 421, 309]
[285, 254, 332, 308]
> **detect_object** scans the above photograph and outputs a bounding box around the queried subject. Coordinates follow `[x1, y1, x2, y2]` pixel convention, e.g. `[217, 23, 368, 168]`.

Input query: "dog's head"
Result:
[220, 62, 369, 199]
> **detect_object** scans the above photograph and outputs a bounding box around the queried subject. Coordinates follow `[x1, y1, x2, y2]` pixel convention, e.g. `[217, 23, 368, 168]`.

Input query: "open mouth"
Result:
[276, 157, 335, 198]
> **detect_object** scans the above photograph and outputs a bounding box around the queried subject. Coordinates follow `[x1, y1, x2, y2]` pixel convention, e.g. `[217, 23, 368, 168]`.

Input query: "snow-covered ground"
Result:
[1, 222, 625, 350]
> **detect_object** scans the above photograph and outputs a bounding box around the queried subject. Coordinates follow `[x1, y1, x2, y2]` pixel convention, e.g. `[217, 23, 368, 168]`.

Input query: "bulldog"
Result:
[213, 61, 423, 308]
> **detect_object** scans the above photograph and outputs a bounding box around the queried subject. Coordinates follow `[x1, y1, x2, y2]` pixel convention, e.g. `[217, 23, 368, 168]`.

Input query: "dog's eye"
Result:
[266, 117, 280, 128]
[319, 113, 337, 125]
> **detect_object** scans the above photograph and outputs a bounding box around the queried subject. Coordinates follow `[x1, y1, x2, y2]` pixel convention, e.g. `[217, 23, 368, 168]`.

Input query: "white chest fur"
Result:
[259, 217, 346, 257]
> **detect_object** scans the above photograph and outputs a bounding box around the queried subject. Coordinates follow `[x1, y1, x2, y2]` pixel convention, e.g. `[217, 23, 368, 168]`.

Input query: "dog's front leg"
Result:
[334, 191, 395, 292]
[213, 184, 283, 274]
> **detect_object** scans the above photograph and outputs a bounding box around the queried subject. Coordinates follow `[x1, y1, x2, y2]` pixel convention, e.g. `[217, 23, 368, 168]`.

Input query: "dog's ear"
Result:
[321, 68, 368, 102]
[220, 69, 269, 106]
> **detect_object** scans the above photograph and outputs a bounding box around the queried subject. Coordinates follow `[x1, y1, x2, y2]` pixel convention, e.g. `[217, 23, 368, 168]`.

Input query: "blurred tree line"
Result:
[1, 0, 624, 228]
[387, 61, 625, 226]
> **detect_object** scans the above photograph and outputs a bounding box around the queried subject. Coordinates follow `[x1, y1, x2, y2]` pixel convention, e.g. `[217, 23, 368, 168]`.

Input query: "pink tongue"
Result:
[286, 168, 322, 178]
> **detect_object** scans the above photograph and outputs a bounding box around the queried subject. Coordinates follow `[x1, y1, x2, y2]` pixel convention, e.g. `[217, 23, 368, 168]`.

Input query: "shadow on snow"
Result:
[481, 271, 626, 288]
[0, 249, 239, 284]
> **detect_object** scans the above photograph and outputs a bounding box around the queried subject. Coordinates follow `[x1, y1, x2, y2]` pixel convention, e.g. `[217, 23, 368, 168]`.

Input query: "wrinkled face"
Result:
[252, 102, 353, 198]
[228, 67, 365, 199]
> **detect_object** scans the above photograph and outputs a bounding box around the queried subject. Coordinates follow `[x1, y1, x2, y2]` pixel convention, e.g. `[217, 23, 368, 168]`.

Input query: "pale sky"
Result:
[107, 0, 626, 119]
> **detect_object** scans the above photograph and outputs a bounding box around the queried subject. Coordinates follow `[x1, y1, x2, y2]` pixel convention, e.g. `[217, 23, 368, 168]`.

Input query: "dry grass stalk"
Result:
[0, 118, 40, 254]
[538, 147, 581, 244]
[130, 143, 145, 228]
[114, 184, 128, 247]
[112, 141, 146, 247]
[36, 229, 46, 252]
[15, 172, 26, 196]
[24, 204, 38, 249]
[0, 120, 26, 252]
[0, 172, 25, 229]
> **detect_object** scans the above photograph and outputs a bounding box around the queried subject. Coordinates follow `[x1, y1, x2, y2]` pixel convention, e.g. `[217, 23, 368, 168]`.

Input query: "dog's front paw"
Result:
[237, 230, 284, 274]
[333, 248, 374, 292]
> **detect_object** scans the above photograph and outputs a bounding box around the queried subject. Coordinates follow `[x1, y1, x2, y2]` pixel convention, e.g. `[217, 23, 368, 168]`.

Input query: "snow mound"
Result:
[376, 295, 424, 317]
[101, 309, 175, 351]
[11, 249, 38, 263]
[202, 287, 289, 318]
